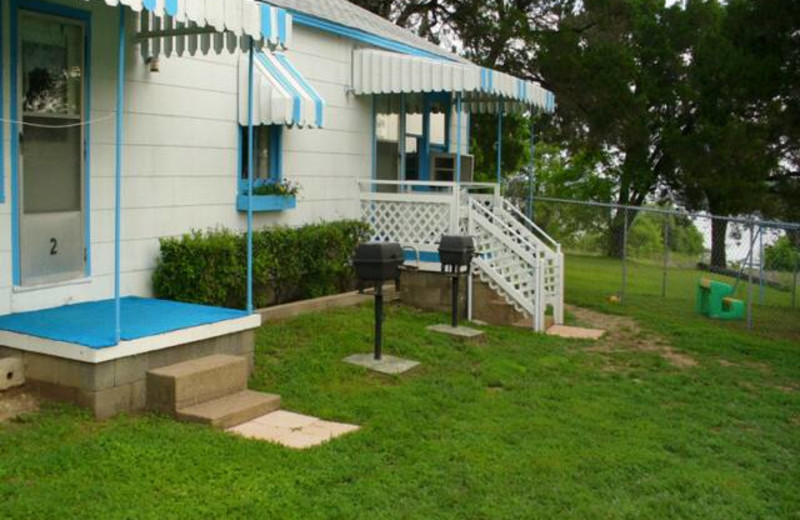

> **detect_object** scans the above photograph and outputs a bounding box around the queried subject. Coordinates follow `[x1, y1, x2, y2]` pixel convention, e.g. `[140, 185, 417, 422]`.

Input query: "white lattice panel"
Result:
[361, 200, 452, 248]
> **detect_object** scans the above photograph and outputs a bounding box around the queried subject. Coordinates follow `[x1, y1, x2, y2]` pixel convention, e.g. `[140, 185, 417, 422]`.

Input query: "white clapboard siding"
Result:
[1, 17, 374, 312]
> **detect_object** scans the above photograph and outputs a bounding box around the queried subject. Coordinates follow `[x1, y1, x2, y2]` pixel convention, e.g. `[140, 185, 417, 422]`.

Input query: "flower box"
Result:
[236, 194, 297, 212]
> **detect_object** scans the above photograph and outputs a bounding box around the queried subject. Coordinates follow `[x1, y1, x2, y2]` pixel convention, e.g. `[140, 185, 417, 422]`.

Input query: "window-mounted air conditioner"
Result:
[430, 152, 475, 183]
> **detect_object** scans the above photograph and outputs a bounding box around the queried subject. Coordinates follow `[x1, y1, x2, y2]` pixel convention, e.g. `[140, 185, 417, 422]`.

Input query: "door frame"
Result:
[9, 0, 92, 287]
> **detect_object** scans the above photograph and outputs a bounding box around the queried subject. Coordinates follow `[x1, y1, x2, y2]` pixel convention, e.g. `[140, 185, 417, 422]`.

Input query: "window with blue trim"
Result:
[239, 125, 283, 188]
[427, 93, 451, 152]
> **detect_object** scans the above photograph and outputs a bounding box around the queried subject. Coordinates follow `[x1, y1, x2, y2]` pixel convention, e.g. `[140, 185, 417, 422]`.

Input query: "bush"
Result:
[153, 220, 371, 309]
[764, 236, 800, 272]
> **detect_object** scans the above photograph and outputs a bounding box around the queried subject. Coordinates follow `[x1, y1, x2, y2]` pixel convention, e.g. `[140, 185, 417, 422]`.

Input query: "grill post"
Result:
[374, 284, 383, 361]
[451, 272, 460, 328]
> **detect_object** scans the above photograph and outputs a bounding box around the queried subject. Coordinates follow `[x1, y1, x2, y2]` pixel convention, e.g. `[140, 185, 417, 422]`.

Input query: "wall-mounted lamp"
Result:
[145, 56, 160, 73]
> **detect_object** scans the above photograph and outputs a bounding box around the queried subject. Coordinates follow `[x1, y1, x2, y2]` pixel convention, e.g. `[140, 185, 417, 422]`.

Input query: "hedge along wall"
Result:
[153, 220, 372, 309]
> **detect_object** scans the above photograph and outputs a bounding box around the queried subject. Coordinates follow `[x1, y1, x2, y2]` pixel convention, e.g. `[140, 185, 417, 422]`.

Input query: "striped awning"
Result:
[353, 49, 555, 114]
[92, 0, 293, 55]
[238, 52, 326, 128]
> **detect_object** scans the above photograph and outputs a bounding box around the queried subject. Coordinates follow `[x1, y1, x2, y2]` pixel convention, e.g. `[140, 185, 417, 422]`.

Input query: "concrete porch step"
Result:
[147, 354, 247, 414]
[177, 390, 281, 429]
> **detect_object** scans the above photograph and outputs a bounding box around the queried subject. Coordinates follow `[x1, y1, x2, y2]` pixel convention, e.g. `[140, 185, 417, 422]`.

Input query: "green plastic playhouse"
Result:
[696, 278, 745, 321]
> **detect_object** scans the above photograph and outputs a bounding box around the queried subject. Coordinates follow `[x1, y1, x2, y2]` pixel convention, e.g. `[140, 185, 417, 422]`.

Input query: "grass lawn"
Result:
[566, 253, 800, 344]
[1, 260, 798, 519]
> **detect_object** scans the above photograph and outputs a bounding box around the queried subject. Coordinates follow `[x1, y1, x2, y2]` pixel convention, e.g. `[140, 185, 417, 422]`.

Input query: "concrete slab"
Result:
[343, 354, 420, 375]
[228, 410, 360, 449]
[546, 325, 606, 340]
[426, 324, 485, 340]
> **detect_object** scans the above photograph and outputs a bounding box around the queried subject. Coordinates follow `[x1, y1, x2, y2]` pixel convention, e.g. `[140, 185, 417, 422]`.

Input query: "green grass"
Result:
[566, 253, 800, 344]
[1, 259, 798, 519]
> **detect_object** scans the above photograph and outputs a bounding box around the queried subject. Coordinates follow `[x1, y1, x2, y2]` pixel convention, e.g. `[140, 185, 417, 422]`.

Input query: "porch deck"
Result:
[0, 298, 248, 349]
[0, 298, 260, 366]
[0, 298, 260, 418]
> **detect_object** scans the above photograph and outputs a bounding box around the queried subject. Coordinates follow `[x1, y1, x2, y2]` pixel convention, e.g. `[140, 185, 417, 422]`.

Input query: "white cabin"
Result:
[0, 0, 562, 335]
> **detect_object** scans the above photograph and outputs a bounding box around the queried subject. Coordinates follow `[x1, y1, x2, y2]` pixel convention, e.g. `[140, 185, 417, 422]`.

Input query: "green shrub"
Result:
[764, 236, 800, 272]
[153, 220, 371, 309]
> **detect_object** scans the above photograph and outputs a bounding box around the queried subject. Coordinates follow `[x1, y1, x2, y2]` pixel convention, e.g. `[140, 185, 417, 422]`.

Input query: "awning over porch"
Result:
[352, 49, 555, 114]
[238, 52, 326, 128]
[114, 0, 293, 56]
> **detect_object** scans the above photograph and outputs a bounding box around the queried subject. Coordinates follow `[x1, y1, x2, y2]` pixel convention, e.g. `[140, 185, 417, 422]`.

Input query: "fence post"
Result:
[758, 225, 766, 305]
[662, 216, 670, 298]
[793, 252, 798, 309]
[621, 208, 628, 305]
[747, 222, 754, 330]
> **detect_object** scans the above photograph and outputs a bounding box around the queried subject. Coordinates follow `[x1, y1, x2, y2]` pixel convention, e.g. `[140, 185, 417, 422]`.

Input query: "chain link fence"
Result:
[517, 196, 800, 340]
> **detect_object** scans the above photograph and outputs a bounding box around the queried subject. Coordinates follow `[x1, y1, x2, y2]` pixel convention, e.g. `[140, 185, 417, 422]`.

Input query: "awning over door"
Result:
[89, 0, 293, 55]
[352, 49, 555, 114]
[238, 53, 326, 128]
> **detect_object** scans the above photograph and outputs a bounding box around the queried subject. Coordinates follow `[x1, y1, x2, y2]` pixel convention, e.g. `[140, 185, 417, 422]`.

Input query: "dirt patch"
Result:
[0, 389, 39, 423]
[773, 384, 798, 394]
[568, 305, 699, 369]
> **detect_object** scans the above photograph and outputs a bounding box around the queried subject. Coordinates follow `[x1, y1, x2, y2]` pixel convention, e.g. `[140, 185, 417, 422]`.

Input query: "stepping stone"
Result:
[343, 353, 420, 375]
[546, 325, 605, 340]
[427, 324, 485, 340]
[228, 410, 360, 449]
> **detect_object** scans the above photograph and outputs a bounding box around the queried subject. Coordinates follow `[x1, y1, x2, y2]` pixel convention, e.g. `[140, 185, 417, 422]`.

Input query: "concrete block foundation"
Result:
[399, 270, 530, 327]
[0, 330, 255, 420]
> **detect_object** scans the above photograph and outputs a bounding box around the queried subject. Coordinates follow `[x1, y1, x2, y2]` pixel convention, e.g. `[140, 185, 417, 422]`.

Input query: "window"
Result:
[240, 125, 282, 183]
[427, 95, 451, 151]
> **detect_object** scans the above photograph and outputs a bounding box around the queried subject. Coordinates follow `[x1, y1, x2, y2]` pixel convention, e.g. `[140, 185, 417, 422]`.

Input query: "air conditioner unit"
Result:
[430, 152, 475, 183]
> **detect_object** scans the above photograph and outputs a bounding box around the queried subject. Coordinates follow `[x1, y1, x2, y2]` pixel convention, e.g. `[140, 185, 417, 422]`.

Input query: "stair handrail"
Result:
[501, 199, 561, 252]
[470, 199, 546, 265]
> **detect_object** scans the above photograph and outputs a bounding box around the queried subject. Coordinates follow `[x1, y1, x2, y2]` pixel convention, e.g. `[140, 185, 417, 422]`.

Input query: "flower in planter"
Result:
[248, 179, 301, 197]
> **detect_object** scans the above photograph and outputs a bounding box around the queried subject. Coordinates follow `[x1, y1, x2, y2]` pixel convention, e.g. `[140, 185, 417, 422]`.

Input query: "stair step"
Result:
[147, 354, 248, 414]
[177, 390, 281, 429]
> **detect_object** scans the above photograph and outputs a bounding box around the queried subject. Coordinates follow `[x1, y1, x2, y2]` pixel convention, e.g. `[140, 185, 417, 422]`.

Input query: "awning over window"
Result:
[238, 52, 326, 128]
[352, 49, 555, 114]
[91, 0, 293, 55]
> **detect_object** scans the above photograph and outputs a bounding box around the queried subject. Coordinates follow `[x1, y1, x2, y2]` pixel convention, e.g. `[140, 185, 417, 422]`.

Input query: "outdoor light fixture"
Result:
[146, 56, 160, 73]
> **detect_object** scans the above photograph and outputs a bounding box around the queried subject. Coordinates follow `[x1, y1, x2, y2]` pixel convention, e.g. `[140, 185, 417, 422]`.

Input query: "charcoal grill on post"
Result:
[353, 242, 405, 360]
[438, 235, 476, 328]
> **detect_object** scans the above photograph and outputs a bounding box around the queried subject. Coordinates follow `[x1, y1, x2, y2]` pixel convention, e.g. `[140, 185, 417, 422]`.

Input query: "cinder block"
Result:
[80, 362, 116, 392]
[0, 347, 23, 359]
[131, 380, 147, 411]
[79, 384, 136, 420]
[114, 355, 148, 386]
[0, 357, 25, 391]
[147, 354, 248, 414]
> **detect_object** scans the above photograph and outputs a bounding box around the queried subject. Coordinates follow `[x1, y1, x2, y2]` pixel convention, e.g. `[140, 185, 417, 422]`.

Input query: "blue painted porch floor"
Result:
[0, 297, 249, 349]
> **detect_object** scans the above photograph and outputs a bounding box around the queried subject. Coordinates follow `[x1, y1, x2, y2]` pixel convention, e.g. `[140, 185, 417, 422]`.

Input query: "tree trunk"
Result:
[710, 218, 728, 268]
[606, 210, 628, 259]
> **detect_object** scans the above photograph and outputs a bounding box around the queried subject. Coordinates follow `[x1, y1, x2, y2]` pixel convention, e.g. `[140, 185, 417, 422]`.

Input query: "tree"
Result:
[665, 0, 787, 268]
[535, 0, 690, 257]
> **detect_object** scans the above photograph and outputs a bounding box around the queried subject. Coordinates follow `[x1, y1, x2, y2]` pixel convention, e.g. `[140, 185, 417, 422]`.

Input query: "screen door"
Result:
[18, 12, 86, 286]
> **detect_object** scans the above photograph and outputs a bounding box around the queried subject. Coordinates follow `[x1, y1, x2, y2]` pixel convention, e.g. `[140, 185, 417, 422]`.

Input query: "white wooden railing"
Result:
[358, 179, 563, 331]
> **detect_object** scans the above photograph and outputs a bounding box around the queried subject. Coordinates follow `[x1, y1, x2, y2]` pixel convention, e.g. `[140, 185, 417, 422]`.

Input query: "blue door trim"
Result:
[1, 1, 4, 205]
[10, 0, 92, 285]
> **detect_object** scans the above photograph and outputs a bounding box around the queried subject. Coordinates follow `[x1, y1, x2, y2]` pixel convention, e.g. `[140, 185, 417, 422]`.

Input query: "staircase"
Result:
[466, 197, 564, 331]
[147, 354, 280, 429]
[359, 179, 564, 332]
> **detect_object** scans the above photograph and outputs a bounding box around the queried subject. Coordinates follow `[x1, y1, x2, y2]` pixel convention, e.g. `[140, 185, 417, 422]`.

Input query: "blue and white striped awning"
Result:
[97, 0, 294, 55]
[353, 49, 555, 114]
[239, 52, 326, 128]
